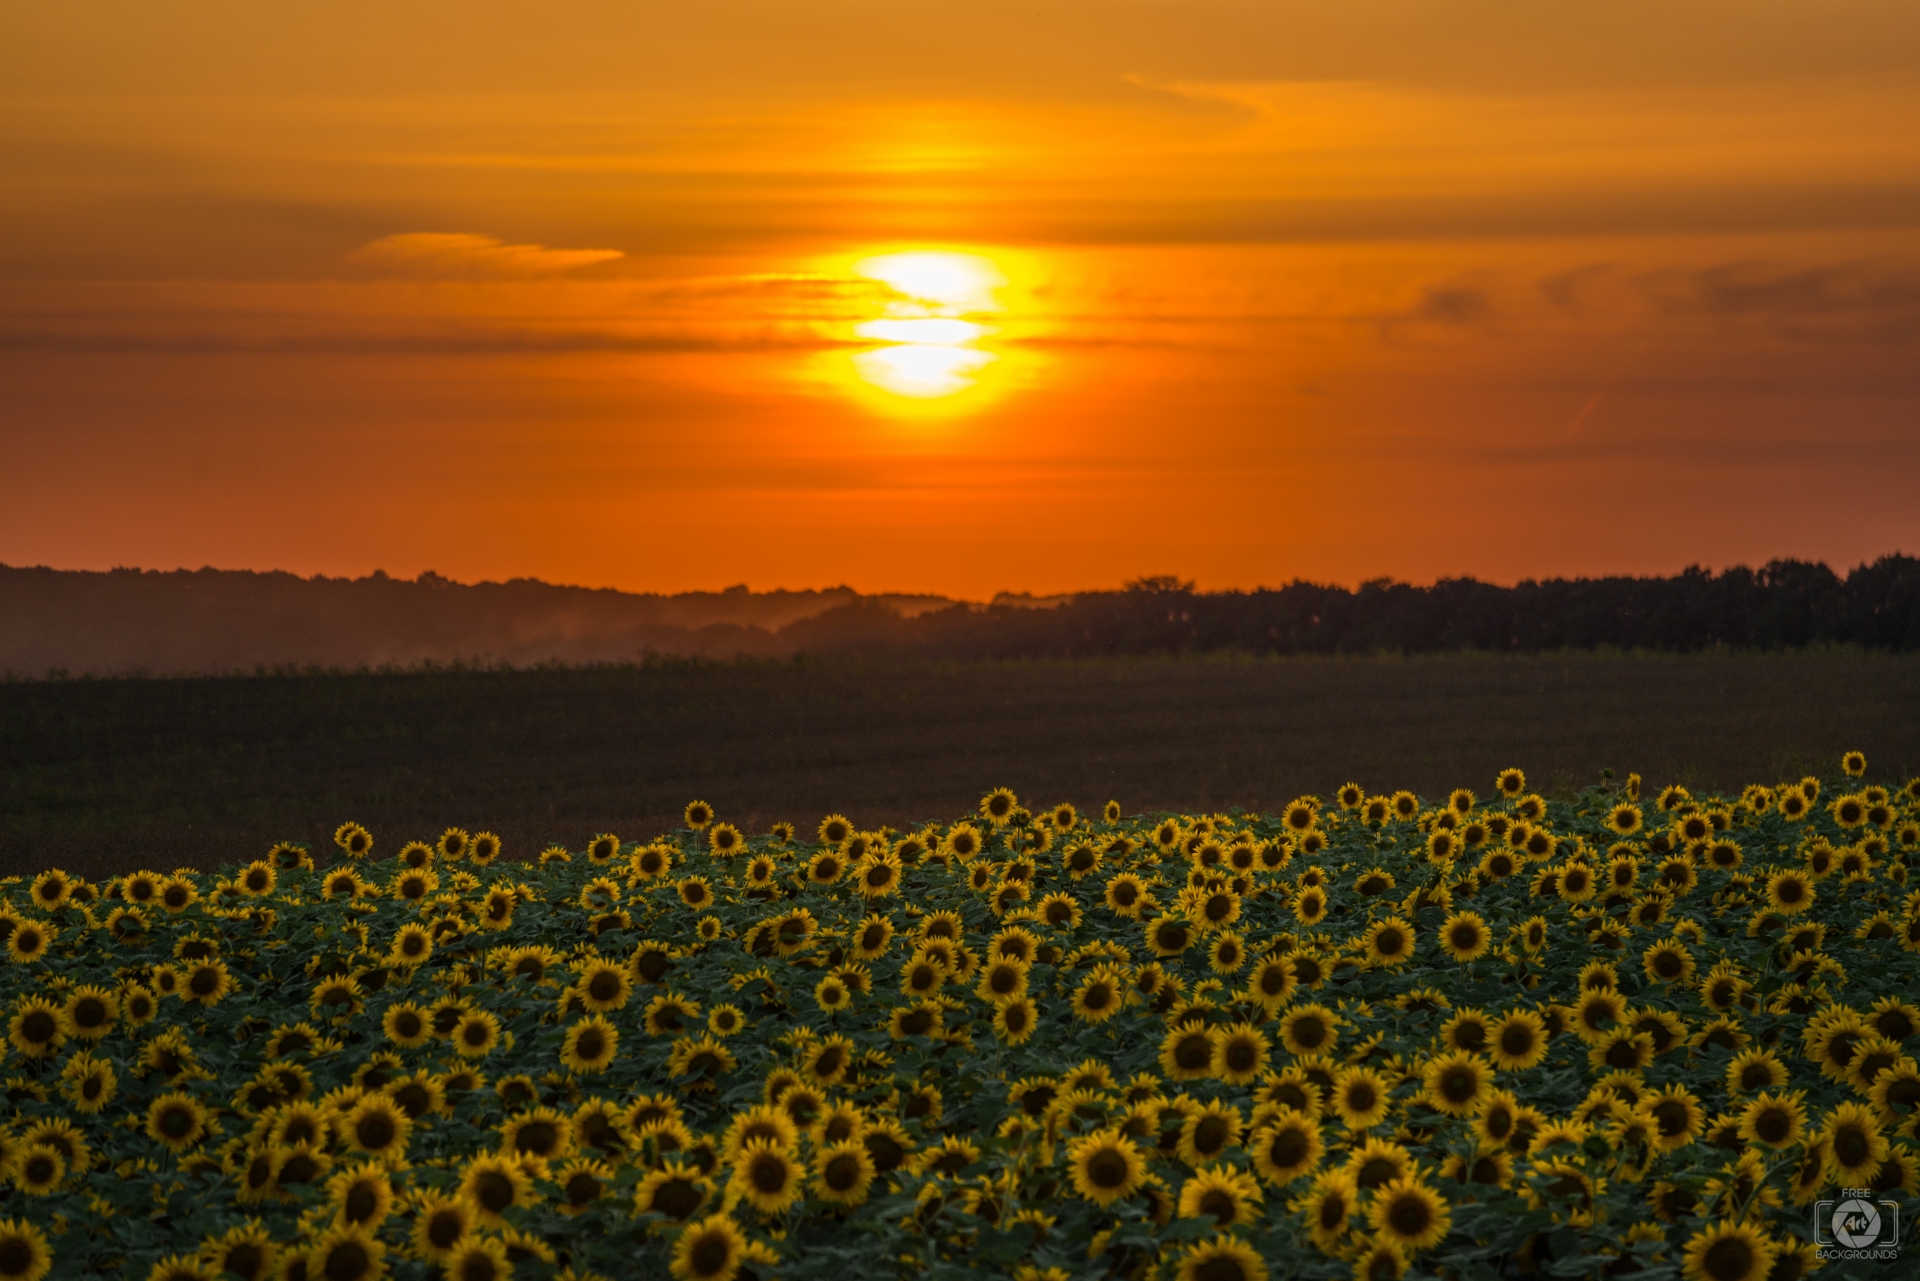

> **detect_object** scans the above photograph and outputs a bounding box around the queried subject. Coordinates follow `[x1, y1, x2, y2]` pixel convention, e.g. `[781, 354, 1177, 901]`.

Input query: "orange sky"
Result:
[4, 2, 1918, 599]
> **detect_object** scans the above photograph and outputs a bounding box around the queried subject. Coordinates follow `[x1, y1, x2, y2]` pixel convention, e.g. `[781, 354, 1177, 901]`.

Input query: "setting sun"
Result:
[3, 2, 1916, 598]
[844, 251, 1009, 400]
[853, 252, 1005, 315]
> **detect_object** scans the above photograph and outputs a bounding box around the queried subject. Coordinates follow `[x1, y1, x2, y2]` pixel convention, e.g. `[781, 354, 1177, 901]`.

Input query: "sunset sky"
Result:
[4, 1, 1918, 599]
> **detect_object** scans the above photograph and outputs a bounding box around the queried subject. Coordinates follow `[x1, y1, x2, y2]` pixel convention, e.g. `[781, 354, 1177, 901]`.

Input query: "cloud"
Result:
[1534, 259, 1920, 342]
[346, 233, 624, 278]
[0, 328, 851, 355]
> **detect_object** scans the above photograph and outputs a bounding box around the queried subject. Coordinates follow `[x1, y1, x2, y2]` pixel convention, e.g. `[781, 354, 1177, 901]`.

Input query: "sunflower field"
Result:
[1, 760, 1917, 1281]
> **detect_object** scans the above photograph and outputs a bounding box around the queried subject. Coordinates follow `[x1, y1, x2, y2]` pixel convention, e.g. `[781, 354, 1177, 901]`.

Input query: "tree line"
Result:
[780, 556, 1920, 658]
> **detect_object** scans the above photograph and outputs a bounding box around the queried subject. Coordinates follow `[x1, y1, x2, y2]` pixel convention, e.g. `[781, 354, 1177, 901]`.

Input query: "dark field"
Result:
[3, 650, 1918, 881]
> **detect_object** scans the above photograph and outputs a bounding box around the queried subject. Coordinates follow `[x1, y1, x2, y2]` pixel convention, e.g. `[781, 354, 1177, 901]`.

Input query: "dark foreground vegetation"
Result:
[4, 651, 1917, 880]
[5, 555, 1919, 677]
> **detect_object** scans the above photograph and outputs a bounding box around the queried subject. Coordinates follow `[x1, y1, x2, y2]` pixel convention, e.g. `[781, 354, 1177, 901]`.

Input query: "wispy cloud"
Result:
[346, 233, 624, 278]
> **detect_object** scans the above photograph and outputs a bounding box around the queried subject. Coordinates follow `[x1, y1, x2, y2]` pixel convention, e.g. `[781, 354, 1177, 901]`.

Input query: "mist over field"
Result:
[6, 557, 1920, 679]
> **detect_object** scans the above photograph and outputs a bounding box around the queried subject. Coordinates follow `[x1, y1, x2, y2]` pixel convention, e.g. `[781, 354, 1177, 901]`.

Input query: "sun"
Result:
[840, 250, 1008, 401]
[853, 252, 1005, 317]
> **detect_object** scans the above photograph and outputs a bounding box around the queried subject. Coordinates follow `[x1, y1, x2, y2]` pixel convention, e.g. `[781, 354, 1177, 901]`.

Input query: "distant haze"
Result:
[6, 558, 1916, 677]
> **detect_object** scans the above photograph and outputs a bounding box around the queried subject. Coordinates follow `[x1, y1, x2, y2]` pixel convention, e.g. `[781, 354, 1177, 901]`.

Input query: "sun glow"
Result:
[855, 252, 1005, 316]
[846, 251, 1005, 400]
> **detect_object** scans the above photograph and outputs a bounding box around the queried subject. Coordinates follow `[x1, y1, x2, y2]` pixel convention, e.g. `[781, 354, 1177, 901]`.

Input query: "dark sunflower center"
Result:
[1268, 1127, 1308, 1166]
[1199, 1189, 1236, 1223]
[472, 1171, 514, 1212]
[322, 1241, 370, 1281]
[345, 1184, 379, 1222]
[1387, 1193, 1431, 1237]
[1700, 1239, 1754, 1281]
[652, 1178, 701, 1219]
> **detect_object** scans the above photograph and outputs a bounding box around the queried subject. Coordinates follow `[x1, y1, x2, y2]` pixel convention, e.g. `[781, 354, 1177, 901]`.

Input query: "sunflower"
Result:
[459, 1153, 538, 1226]
[1870, 1061, 1920, 1127]
[975, 956, 1030, 1003]
[309, 1224, 383, 1281]
[1144, 918, 1190, 956]
[1293, 886, 1330, 925]
[1059, 964, 1121, 1023]
[1247, 1108, 1322, 1186]
[1210, 1023, 1270, 1085]
[1244, 954, 1296, 1010]
[1639, 1084, 1704, 1152]
[1728, 1089, 1807, 1152]
[1439, 1008, 1490, 1055]
[1366, 1175, 1450, 1254]
[1821, 1102, 1889, 1184]
[1172, 1239, 1266, 1281]
[1159, 1021, 1218, 1082]
[1176, 1165, 1263, 1228]
[60, 1054, 116, 1114]
[1589, 1028, 1655, 1074]
[1765, 870, 1815, 915]
[380, 1002, 429, 1049]
[1206, 930, 1248, 973]
[1177, 1100, 1244, 1165]
[805, 1138, 876, 1207]
[451, 1011, 501, 1059]
[667, 1215, 748, 1281]
[682, 801, 713, 830]
[545, 1157, 612, 1214]
[344, 1095, 411, 1163]
[1279, 1004, 1340, 1057]
[7, 922, 53, 965]
[1052, 1129, 1136, 1213]
[197, 1222, 276, 1281]
[798, 1034, 854, 1087]
[1330, 1066, 1394, 1131]
[1333, 1137, 1409, 1194]
[1422, 1053, 1490, 1118]
[562, 1016, 619, 1074]
[327, 1161, 395, 1229]
[730, 1137, 803, 1214]
[634, 1160, 713, 1225]
[1480, 1009, 1545, 1072]
[854, 853, 903, 899]
[1680, 1222, 1775, 1281]
[145, 1092, 209, 1153]
[6, 999, 65, 1060]
[1364, 917, 1416, 967]
[668, 1036, 737, 1084]
[309, 976, 363, 1020]
[388, 925, 433, 967]
[11, 1147, 63, 1196]
[143, 1256, 208, 1281]
[1295, 1170, 1360, 1251]
[1437, 911, 1489, 962]
[991, 996, 1038, 1045]
[436, 1238, 509, 1281]
[1570, 988, 1626, 1042]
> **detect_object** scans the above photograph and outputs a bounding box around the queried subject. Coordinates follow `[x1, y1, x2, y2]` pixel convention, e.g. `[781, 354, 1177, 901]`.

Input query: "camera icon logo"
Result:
[1816, 1192, 1901, 1260]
